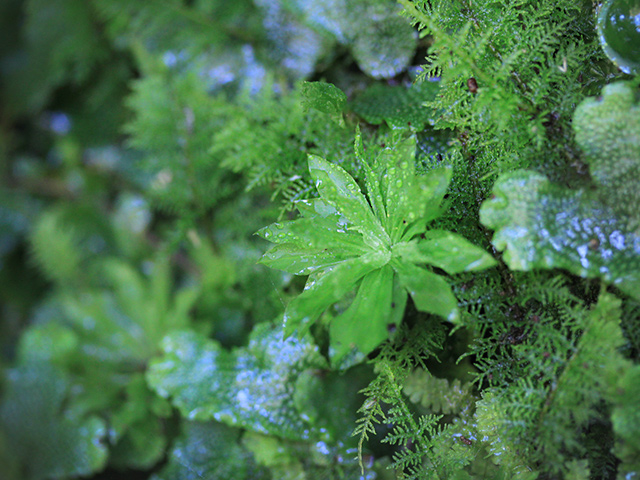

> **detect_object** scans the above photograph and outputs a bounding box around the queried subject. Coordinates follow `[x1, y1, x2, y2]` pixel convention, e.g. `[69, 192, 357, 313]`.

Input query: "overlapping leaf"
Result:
[258, 131, 496, 362]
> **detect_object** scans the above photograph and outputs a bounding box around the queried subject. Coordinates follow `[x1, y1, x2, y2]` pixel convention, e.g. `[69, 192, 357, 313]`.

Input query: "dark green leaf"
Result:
[393, 259, 460, 322]
[330, 265, 394, 361]
[151, 421, 268, 480]
[0, 363, 108, 480]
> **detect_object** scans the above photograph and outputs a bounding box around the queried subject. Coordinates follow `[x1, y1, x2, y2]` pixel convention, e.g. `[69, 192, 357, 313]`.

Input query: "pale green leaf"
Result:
[480, 170, 640, 300]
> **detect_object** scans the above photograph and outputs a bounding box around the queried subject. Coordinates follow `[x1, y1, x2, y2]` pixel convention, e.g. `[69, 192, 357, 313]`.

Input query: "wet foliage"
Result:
[0, 0, 639, 479]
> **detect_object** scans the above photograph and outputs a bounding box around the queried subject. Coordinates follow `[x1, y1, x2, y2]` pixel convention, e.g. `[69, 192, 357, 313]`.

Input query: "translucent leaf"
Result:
[330, 265, 394, 362]
[308, 154, 388, 246]
[351, 81, 441, 129]
[301, 81, 347, 115]
[147, 324, 326, 440]
[284, 254, 386, 336]
[0, 363, 108, 480]
[394, 231, 497, 274]
[480, 170, 640, 300]
[151, 421, 268, 480]
[393, 259, 460, 322]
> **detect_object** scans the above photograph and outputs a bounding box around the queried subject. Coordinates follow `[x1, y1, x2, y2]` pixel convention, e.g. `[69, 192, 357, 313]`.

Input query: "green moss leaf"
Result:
[147, 324, 326, 440]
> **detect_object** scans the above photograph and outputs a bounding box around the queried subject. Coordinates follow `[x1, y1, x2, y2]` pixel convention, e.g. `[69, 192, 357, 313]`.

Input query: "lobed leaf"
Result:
[480, 170, 640, 300]
[147, 324, 326, 440]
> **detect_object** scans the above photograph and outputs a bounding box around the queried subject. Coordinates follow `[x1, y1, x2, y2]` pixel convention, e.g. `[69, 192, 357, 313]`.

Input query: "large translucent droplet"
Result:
[598, 0, 640, 74]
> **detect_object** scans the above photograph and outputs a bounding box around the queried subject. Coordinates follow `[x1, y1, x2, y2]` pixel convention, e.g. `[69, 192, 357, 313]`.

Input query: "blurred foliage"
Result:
[0, 0, 639, 479]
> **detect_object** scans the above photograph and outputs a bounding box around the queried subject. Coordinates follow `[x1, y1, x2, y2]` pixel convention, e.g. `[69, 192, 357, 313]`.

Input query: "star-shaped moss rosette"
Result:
[480, 81, 640, 300]
[257, 132, 497, 362]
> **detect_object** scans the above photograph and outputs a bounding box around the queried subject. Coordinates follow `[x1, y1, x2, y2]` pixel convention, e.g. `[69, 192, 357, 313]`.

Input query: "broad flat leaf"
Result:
[393, 231, 497, 274]
[147, 324, 326, 440]
[0, 363, 108, 480]
[330, 265, 394, 361]
[480, 170, 640, 300]
[151, 421, 268, 480]
[301, 81, 347, 115]
[309, 154, 388, 246]
[284, 254, 386, 336]
[393, 259, 460, 322]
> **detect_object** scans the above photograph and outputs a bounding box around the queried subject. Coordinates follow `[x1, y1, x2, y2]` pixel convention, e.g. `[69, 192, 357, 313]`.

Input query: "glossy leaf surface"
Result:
[147, 324, 326, 440]
[481, 82, 640, 300]
[259, 137, 496, 359]
[480, 170, 640, 300]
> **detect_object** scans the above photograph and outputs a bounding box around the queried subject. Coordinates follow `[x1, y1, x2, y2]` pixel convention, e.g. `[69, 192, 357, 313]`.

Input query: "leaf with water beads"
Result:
[480, 170, 640, 300]
[393, 230, 497, 274]
[308, 154, 389, 247]
[147, 324, 326, 440]
[284, 253, 388, 337]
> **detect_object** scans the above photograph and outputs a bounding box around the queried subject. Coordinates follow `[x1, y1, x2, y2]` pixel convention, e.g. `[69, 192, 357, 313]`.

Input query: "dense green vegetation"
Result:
[1, 0, 639, 479]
